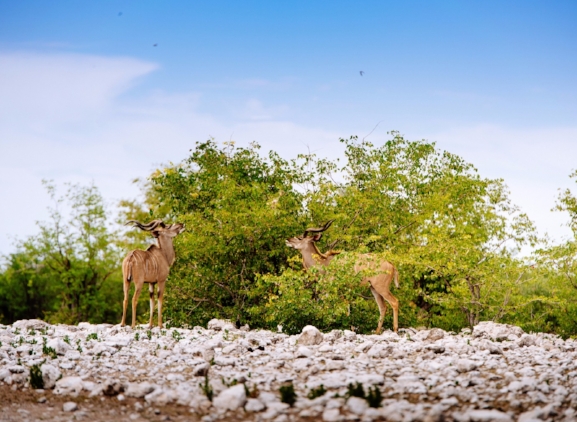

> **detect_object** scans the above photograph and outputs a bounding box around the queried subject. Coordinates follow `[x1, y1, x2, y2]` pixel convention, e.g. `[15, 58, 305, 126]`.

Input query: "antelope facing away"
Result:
[286, 221, 400, 333]
[121, 219, 185, 329]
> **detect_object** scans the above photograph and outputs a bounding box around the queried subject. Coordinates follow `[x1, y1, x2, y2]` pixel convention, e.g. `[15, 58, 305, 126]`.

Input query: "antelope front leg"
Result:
[148, 283, 156, 328]
[157, 282, 165, 329]
[131, 284, 143, 329]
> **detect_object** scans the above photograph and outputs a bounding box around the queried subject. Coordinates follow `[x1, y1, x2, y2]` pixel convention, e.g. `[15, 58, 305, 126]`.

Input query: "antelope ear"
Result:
[312, 233, 322, 242]
[151, 230, 161, 238]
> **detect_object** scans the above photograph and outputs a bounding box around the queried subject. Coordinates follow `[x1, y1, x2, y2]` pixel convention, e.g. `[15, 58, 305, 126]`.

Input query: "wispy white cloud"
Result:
[0, 52, 340, 254]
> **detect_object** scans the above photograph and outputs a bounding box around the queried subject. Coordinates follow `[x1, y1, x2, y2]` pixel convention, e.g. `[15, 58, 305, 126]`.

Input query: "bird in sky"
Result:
[153, 44, 158, 47]
[118, 12, 122, 17]
[359, 71, 364, 76]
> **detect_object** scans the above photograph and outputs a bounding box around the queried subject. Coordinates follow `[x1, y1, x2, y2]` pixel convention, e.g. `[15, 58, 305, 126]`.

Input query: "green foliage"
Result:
[119, 135, 539, 333]
[86, 333, 98, 341]
[172, 330, 182, 341]
[123, 140, 307, 327]
[279, 382, 297, 406]
[307, 384, 327, 400]
[0, 182, 122, 325]
[29, 362, 44, 389]
[200, 374, 213, 401]
[346, 382, 365, 399]
[42, 339, 57, 359]
[366, 385, 383, 408]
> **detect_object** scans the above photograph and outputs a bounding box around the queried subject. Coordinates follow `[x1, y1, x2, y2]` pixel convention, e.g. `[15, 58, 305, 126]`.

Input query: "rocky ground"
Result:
[0, 319, 576, 422]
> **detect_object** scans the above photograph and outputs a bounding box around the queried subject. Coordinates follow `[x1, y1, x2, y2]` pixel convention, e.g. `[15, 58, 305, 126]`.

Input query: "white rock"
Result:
[473, 321, 524, 341]
[346, 396, 368, 415]
[41, 364, 61, 389]
[245, 398, 266, 412]
[46, 338, 71, 355]
[125, 381, 156, 398]
[55, 376, 84, 396]
[212, 384, 247, 411]
[62, 401, 78, 412]
[298, 325, 323, 346]
[13, 319, 49, 331]
[467, 409, 513, 422]
[296, 346, 313, 358]
[457, 358, 479, 372]
[322, 408, 343, 421]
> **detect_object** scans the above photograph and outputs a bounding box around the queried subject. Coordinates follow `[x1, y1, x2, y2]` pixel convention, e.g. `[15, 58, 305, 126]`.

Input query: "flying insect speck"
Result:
[360, 71, 364, 76]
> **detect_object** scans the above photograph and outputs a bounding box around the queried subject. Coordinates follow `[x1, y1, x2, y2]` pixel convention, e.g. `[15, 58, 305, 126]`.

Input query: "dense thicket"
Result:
[1, 134, 576, 337]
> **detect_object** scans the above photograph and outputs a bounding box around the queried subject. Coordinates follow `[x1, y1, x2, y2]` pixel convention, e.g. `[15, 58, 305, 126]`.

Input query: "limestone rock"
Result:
[212, 384, 247, 411]
[298, 325, 323, 346]
[41, 364, 61, 389]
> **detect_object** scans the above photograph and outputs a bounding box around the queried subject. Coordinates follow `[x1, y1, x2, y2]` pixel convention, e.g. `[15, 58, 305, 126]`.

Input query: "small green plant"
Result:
[29, 362, 44, 389]
[134, 332, 140, 341]
[18, 336, 24, 346]
[223, 329, 229, 341]
[76, 339, 83, 353]
[244, 383, 259, 399]
[172, 330, 182, 341]
[366, 386, 382, 408]
[42, 341, 57, 359]
[346, 382, 365, 398]
[307, 384, 327, 400]
[200, 374, 213, 401]
[161, 330, 167, 336]
[146, 330, 152, 341]
[279, 383, 297, 407]
[86, 333, 98, 341]
[14, 327, 20, 335]
[28, 329, 36, 336]
[63, 335, 71, 345]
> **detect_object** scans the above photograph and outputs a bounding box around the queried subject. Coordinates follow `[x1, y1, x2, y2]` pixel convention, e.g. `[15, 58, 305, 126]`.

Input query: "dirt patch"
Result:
[0, 384, 204, 422]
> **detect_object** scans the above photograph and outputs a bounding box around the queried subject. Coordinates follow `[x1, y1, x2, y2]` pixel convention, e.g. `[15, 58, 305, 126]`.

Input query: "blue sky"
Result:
[1, 1, 576, 254]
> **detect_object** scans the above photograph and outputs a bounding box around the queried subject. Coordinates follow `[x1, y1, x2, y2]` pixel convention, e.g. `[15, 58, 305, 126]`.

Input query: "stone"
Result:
[55, 376, 84, 396]
[62, 401, 78, 412]
[46, 338, 71, 355]
[193, 362, 210, 377]
[41, 364, 61, 389]
[473, 321, 524, 341]
[299, 325, 324, 346]
[296, 346, 313, 358]
[346, 396, 368, 415]
[322, 408, 343, 421]
[212, 384, 247, 411]
[102, 379, 125, 396]
[12, 319, 49, 331]
[125, 381, 156, 398]
[245, 398, 266, 412]
[467, 409, 513, 422]
[457, 358, 479, 373]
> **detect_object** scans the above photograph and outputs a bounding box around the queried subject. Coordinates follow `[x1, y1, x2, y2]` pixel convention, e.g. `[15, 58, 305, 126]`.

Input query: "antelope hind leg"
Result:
[370, 285, 387, 334]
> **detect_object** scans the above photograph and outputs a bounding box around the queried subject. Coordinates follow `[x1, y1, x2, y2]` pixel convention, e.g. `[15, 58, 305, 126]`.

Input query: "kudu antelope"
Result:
[286, 221, 400, 333]
[120, 219, 185, 329]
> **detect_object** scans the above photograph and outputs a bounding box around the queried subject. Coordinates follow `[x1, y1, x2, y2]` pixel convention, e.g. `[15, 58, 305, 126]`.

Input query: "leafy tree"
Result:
[125, 134, 537, 333]
[135, 140, 308, 327]
[0, 181, 122, 324]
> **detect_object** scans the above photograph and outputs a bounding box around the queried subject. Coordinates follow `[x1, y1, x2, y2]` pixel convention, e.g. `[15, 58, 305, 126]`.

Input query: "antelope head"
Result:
[285, 220, 333, 251]
[126, 219, 185, 238]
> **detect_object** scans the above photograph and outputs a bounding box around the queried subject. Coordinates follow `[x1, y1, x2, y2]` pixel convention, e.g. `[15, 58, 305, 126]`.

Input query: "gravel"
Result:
[1, 319, 576, 421]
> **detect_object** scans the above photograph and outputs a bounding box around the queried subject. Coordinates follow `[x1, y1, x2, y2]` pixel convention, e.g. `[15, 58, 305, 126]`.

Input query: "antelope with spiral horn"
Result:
[120, 219, 185, 329]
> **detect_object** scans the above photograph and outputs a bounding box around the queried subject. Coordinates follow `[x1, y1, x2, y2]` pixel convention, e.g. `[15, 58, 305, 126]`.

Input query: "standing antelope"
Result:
[286, 220, 400, 333]
[120, 219, 185, 329]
